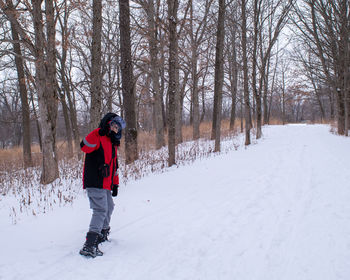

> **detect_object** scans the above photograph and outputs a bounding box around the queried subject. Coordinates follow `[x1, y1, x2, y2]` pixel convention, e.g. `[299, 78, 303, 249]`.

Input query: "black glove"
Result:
[112, 184, 119, 197]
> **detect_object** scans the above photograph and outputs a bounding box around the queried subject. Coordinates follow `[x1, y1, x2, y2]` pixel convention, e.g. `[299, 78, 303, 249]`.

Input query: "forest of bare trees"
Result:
[292, 0, 350, 135]
[0, 0, 349, 183]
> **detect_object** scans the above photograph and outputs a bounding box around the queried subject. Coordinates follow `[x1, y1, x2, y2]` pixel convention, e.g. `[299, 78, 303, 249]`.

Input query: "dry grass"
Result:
[0, 145, 40, 173]
[0, 118, 282, 173]
[268, 118, 284, 125]
[0, 142, 79, 173]
[1, 118, 333, 173]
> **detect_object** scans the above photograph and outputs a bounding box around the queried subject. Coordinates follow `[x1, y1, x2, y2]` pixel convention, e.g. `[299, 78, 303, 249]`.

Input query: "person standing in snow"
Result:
[79, 112, 126, 258]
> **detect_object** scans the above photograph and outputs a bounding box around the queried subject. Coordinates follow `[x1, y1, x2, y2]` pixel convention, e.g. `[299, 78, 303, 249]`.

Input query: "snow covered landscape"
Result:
[1, 124, 350, 280]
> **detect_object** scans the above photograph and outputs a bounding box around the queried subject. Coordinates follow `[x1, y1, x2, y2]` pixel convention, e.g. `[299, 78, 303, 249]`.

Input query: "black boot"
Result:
[99, 227, 110, 243]
[79, 231, 103, 258]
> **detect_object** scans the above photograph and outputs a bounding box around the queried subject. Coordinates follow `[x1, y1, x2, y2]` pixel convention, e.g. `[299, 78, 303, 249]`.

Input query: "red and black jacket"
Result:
[80, 128, 119, 190]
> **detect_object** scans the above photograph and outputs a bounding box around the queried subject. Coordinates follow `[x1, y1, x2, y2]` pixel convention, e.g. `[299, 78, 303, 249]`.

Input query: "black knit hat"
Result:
[99, 112, 117, 129]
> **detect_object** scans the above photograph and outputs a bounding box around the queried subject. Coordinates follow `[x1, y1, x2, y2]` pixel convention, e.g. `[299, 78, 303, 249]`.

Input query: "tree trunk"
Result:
[33, 0, 59, 184]
[281, 70, 286, 125]
[64, 78, 81, 157]
[191, 50, 200, 140]
[9, 12, 32, 167]
[268, 54, 278, 124]
[340, 0, 349, 135]
[310, 79, 325, 121]
[58, 5, 81, 157]
[251, 0, 261, 138]
[29, 84, 42, 151]
[89, 0, 103, 130]
[336, 87, 345, 135]
[119, 0, 138, 163]
[176, 70, 188, 144]
[328, 87, 335, 120]
[175, 67, 182, 144]
[59, 90, 73, 158]
[167, 0, 179, 166]
[240, 90, 244, 133]
[263, 56, 270, 125]
[159, 41, 167, 131]
[200, 63, 209, 123]
[190, 0, 200, 140]
[241, 0, 251, 145]
[212, 0, 225, 152]
[256, 94, 262, 135]
[229, 26, 238, 131]
[145, 0, 165, 149]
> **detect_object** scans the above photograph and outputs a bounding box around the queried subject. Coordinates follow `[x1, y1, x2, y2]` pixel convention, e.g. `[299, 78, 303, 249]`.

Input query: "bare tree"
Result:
[137, 0, 165, 149]
[279, 59, 289, 125]
[89, 0, 103, 130]
[227, 28, 238, 131]
[167, 0, 179, 166]
[189, 0, 213, 140]
[7, 0, 32, 167]
[293, 0, 350, 135]
[211, 0, 225, 152]
[119, 0, 138, 163]
[34, 0, 60, 183]
[241, 0, 251, 145]
[57, 0, 81, 156]
[251, 0, 293, 139]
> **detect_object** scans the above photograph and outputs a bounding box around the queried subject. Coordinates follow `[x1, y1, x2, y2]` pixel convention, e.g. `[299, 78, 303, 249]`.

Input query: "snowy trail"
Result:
[1, 124, 350, 280]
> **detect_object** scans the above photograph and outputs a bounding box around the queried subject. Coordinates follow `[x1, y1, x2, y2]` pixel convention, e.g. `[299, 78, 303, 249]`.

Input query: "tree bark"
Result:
[251, 0, 261, 138]
[281, 66, 287, 125]
[89, 0, 103, 130]
[59, 89, 73, 157]
[144, 0, 165, 149]
[33, 0, 59, 184]
[340, 0, 349, 135]
[211, 0, 225, 152]
[176, 69, 188, 144]
[167, 0, 179, 166]
[229, 38, 238, 131]
[175, 67, 182, 144]
[241, 0, 251, 145]
[119, 0, 138, 163]
[8, 7, 32, 167]
[57, 3, 81, 156]
[190, 0, 200, 140]
[262, 55, 270, 125]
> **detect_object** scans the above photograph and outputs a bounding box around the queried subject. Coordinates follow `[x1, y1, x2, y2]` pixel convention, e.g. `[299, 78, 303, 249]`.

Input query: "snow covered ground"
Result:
[1, 124, 350, 280]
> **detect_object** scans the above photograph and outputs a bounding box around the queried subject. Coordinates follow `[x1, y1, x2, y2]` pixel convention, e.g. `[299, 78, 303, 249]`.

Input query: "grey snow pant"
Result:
[86, 188, 115, 234]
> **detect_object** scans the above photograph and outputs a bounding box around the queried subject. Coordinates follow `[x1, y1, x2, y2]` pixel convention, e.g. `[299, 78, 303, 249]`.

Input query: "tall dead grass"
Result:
[0, 142, 77, 173]
[0, 145, 41, 173]
[2, 118, 309, 173]
[0, 119, 249, 173]
[1, 118, 332, 173]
